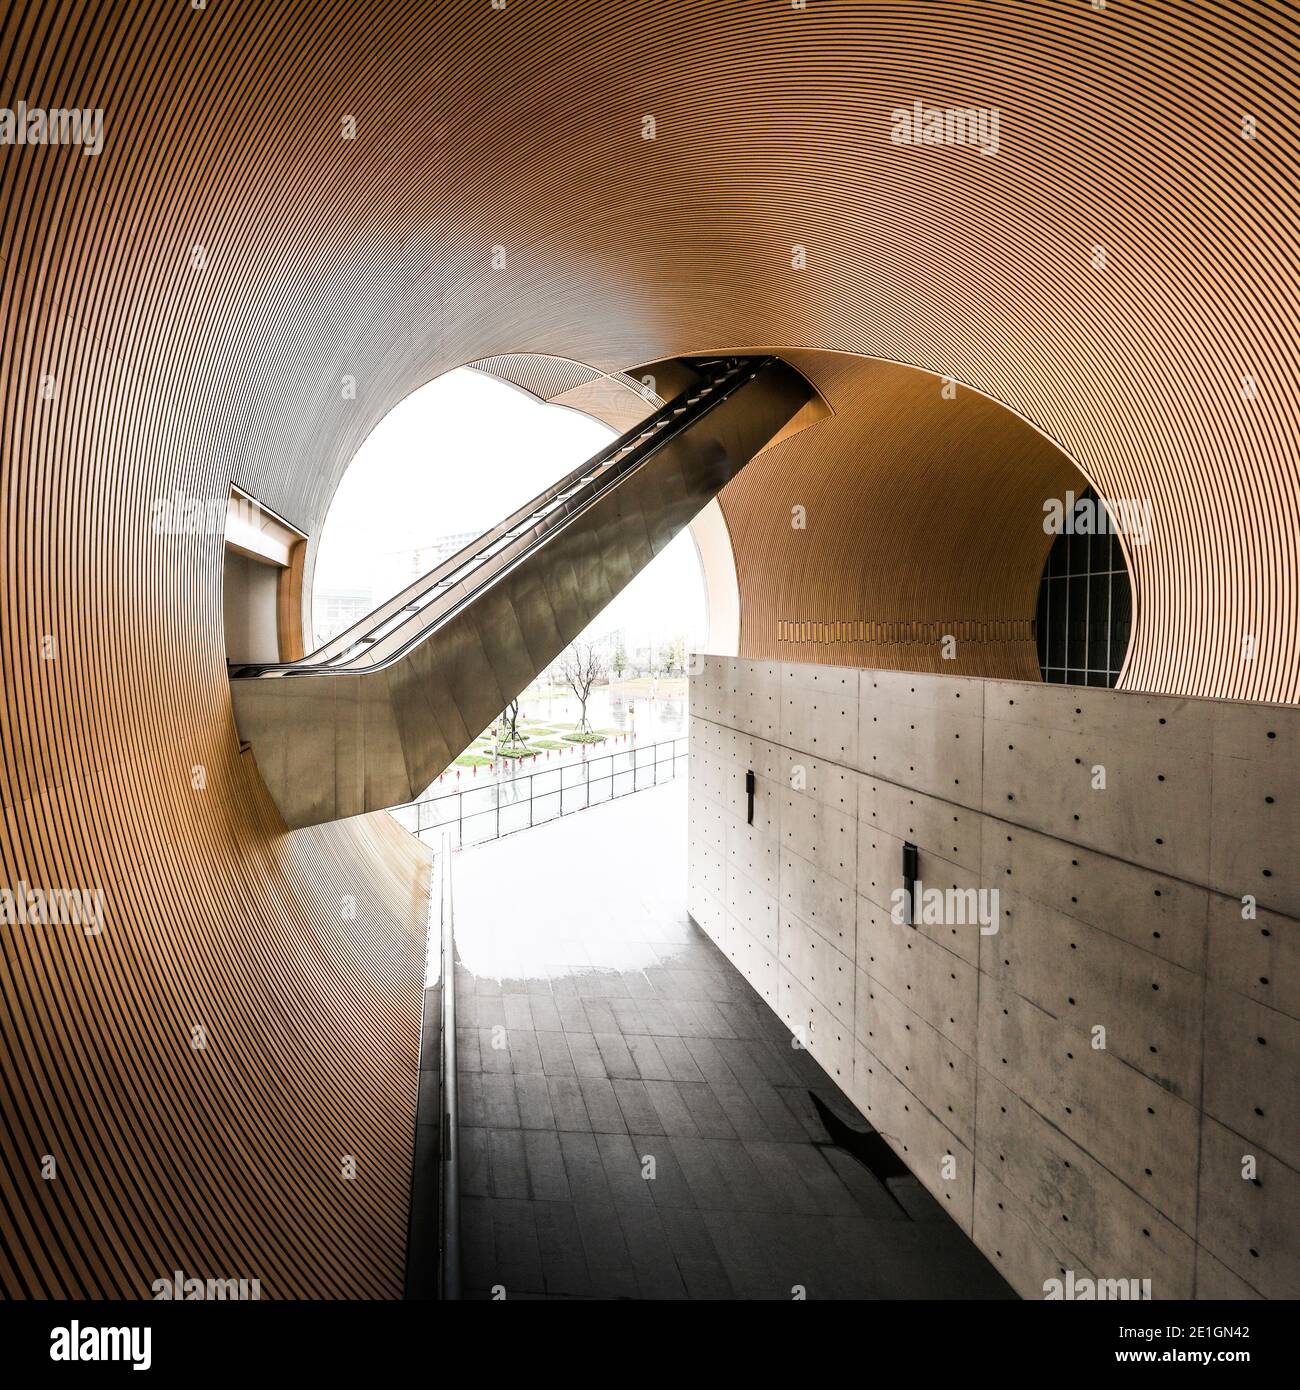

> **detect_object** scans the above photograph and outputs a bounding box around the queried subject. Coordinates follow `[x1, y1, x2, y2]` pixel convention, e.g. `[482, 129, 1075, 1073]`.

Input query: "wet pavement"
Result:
[451, 779, 1015, 1300]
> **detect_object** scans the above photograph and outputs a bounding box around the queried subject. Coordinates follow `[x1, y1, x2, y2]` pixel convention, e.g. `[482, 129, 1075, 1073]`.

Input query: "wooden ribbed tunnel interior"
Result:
[1, 0, 1296, 1296]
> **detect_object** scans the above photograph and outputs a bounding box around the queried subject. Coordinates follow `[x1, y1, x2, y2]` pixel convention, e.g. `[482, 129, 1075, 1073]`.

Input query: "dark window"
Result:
[1036, 486, 1132, 687]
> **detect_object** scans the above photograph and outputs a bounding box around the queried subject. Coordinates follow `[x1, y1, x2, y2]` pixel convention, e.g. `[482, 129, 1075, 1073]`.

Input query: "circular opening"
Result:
[315, 365, 707, 648]
[313, 364, 709, 784]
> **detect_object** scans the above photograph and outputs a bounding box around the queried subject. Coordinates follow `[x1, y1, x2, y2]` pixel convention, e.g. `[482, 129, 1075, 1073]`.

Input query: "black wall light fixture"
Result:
[746, 770, 756, 824]
[902, 841, 919, 925]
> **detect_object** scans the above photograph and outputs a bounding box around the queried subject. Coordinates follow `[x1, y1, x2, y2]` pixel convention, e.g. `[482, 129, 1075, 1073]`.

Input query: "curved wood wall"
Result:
[717, 352, 1090, 679]
[1, 0, 1295, 1298]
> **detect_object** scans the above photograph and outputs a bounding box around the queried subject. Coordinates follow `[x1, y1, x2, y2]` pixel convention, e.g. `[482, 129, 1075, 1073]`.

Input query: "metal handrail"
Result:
[401, 736, 688, 848]
[402, 841, 455, 1301]
[438, 839, 460, 1300]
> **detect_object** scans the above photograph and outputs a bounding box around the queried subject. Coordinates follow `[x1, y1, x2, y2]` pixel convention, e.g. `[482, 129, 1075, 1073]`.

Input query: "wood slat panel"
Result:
[0, 0, 1295, 1300]
[719, 352, 1087, 679]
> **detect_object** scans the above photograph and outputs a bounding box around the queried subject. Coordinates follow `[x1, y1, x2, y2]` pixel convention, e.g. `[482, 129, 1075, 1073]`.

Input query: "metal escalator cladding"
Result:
[229, 354, 813, 827]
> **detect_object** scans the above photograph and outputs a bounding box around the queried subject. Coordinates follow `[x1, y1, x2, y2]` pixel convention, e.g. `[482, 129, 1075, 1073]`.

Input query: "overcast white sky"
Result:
[313, 367, 706, 651]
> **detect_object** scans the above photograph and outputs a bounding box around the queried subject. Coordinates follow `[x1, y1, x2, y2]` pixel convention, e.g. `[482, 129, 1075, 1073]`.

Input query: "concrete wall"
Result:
[687, 656, 1298, 1300]
[223, 548, 283, 665]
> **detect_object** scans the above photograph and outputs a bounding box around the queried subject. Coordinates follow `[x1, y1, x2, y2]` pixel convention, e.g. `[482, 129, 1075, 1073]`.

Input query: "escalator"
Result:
[230, 354, 813, 828]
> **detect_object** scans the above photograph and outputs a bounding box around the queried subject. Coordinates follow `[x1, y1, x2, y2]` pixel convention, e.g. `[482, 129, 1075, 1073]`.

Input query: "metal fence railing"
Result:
[403, 837, 459, 1301]
[392, 736, 688, 850]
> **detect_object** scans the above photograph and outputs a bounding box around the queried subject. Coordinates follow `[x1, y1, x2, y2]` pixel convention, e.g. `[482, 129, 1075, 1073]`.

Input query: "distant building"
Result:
[313, 587, 374, 645]
[385, 531, 482, 587]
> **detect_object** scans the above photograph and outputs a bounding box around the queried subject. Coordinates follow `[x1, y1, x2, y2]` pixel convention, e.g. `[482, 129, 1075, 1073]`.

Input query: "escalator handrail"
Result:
[272, 384, 677, 668]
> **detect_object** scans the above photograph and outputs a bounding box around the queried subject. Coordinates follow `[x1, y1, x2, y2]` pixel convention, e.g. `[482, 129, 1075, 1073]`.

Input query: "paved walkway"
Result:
[452, 779, 1013, 1300]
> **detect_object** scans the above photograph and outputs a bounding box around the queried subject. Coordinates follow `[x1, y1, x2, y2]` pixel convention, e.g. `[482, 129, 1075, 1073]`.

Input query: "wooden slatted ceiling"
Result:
[0, 0, 1296, 1298]
[468, 355, 604, 402]
[718, 352, 1089, 680]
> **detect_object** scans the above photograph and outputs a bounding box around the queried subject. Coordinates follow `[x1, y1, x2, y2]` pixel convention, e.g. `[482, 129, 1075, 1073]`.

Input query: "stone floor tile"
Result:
[523, 1129, 571, 1202]
[558, 1131, 612, 1202]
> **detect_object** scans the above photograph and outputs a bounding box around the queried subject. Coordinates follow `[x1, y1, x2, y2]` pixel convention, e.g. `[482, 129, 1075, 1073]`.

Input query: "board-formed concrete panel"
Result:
[780, 748, 857, 815]
[857, 822, 985, 967]
[781, 788, 857, 886]
[778, 847, 856, 959]
[1210, 754, 1300, 918]
[977, 977, 1200, 1233]
[981, 822, 1208, 974]
[982, 713, 1213, 885]
[780, 664, 860, 766]
[724, 814, 780, 897]
[1208, 898, 1297, 1020]
[981, 890, 1204, 1101]
[726, 864, 779, 953]
[976, 1072, 1196, 1299]
[858, 1046, 975, 1235]
[1196, 1115, 1300, 1299]
[857, 673, 985, 809]
[1202, 985, 1299, 1166]
[856, 972, 977, 1150]
[779, 911, 854, 1028]
[861, 775, 985, 874]
[778, 972, 853, 1087]
[859, 903, 979, 1054]
[688, 656, 1297, 1299]
[973, 1162, 1098, 1301]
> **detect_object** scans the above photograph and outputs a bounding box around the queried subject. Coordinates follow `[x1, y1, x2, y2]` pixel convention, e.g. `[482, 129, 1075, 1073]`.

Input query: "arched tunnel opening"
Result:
[2, 0, 1292, 1338]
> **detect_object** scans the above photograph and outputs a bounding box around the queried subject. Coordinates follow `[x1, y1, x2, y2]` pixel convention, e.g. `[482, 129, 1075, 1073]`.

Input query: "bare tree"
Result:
[557, 641, 604, 734]
[499, 697, 522, 747]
